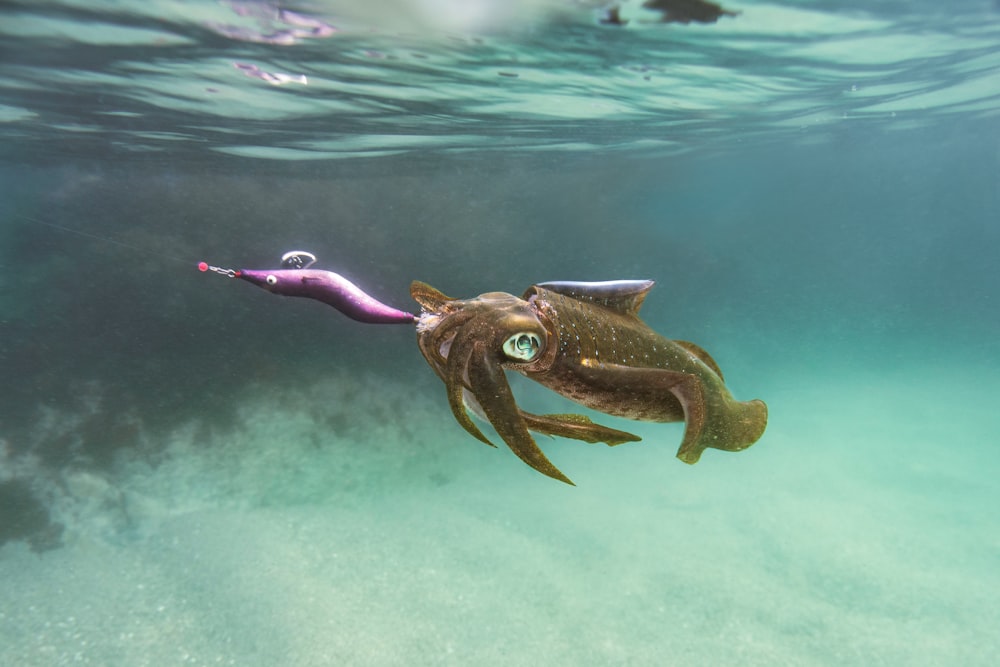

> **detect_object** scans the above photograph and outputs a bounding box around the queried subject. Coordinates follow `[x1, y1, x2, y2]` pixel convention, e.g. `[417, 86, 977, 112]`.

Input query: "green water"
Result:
[1, 1, 998, 664]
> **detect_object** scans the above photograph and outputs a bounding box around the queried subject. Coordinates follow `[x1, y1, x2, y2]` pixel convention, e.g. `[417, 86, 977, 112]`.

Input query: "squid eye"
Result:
[503, 332, 542, 361]
[266, 274, 278, 286]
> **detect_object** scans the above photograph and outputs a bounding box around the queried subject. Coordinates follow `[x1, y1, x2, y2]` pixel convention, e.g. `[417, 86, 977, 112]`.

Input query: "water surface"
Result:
[1, 1, 998, 665]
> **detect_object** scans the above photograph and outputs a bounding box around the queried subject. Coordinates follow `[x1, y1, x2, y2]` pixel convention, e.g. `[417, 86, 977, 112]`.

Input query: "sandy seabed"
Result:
[1, 366, 997, 666]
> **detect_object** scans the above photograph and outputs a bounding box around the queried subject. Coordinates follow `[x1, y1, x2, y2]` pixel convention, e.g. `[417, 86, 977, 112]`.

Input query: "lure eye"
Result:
[502, 332, 542, 361]
[266, 274, 278, 286]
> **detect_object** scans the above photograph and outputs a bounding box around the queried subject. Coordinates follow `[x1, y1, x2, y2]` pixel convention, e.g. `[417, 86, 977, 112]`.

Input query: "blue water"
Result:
[1, 1, 999, 665]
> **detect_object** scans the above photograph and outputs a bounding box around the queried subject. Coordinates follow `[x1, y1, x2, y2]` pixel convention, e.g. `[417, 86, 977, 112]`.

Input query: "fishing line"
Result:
[16, 215, 197, 267]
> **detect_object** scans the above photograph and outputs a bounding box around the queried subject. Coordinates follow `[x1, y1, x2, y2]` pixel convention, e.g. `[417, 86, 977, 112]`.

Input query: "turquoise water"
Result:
[1, 1, 999, 665]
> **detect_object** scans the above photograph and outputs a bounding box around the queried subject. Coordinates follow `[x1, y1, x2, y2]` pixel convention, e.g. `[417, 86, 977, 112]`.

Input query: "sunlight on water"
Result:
[1, 0, 998, 160]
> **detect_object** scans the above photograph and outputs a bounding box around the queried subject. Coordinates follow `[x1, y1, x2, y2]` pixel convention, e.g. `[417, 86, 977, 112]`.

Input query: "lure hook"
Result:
[197, 261, 240, 278]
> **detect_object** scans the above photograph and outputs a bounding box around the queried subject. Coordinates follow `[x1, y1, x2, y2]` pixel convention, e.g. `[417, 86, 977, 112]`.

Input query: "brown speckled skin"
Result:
[411, 280, 767, 485]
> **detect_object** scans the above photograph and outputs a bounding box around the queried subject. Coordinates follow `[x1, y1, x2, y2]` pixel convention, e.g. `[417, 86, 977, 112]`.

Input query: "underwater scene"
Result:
[1, 0, 998, 664]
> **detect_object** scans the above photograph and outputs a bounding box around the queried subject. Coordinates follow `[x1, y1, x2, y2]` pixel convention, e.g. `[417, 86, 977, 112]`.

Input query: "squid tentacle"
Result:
[418, 307, 478, 382]
[464, 343, 574, 485]
[443, 324, 496, 448]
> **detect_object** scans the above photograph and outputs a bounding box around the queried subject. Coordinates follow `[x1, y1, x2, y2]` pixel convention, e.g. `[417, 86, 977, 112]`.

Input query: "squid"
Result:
[203, 252, 767, 484]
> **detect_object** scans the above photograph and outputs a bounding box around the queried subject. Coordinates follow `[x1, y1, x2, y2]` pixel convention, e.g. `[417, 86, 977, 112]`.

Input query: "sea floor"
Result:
[1, 365, 997, 666]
